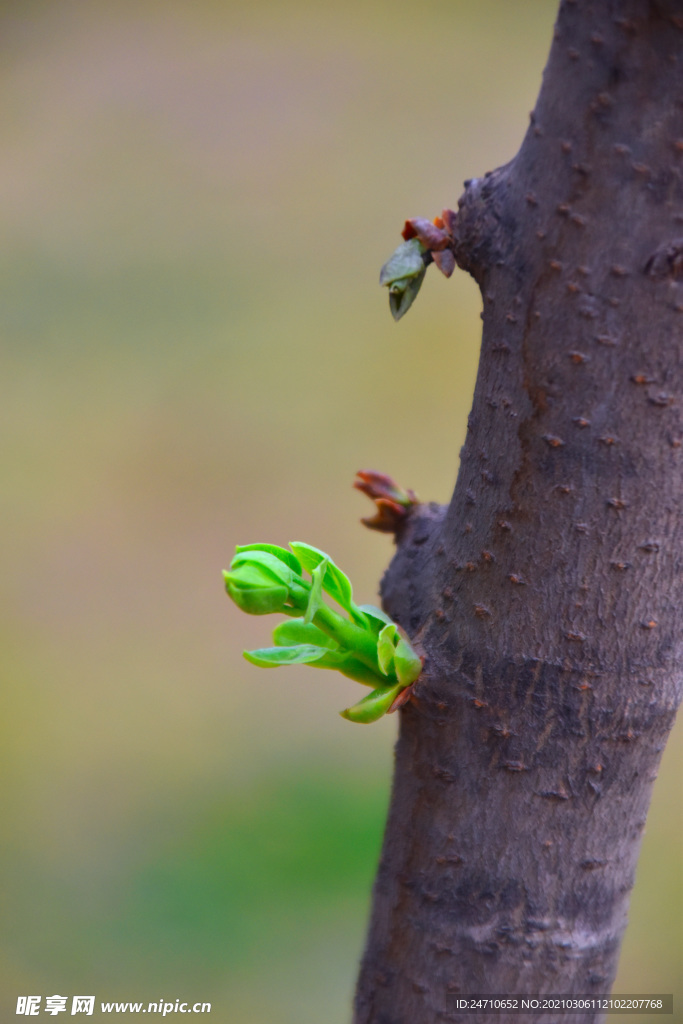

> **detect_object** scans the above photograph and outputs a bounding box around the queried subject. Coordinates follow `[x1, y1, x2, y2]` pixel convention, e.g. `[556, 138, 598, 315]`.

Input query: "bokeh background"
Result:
[1, 1, 680, 1020]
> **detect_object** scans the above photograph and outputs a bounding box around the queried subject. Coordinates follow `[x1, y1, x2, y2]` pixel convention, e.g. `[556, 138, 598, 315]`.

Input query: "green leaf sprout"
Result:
[379, 238, 427, 321]
[223, 542, 422, 723]
[380, 211, 458, 320]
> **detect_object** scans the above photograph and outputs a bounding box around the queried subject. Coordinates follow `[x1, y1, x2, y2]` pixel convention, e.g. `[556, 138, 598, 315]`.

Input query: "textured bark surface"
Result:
[354, 2, 683, 1022]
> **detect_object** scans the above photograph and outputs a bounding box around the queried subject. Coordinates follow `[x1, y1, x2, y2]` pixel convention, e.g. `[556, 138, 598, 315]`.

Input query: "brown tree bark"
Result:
[354, 2, 682, 1021]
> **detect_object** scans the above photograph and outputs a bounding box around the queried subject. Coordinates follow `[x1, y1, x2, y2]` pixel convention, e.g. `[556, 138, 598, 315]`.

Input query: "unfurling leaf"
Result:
[289, 541, 365, 623]
[381, 210, 459, 320]
[387, 269, 426, 321]
[394, 633, 422, 686]
[273, 619, 338, 649]
[379, 237, 425, 286]
[223, 565, 290, 616]
[260, 624, 387, 688]
[377, 622, 398, 676]
[380, 238, 428, 322]
[334, 658, 388, 688]
[235, 543, 302, 576]
[340, 681, 404, 724]
[230, 549, 297, 587]
[304, 558, 328, 624]
[357, 604, 394, 633]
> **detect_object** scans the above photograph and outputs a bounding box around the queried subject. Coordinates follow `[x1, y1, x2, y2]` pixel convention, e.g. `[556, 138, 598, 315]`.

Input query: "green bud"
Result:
[225, 580, 289, 615]
[235, 543, 302, 576]
[379, 238, 425, 286]
[223, 563, 290, 615]
[230, 549, 298, 588]
[379, 238, 427, 321]
[387, 270, 426, 321]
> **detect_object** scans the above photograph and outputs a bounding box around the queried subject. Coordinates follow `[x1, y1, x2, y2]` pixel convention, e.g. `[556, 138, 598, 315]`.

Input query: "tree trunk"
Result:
[354, 1, 682, 1021]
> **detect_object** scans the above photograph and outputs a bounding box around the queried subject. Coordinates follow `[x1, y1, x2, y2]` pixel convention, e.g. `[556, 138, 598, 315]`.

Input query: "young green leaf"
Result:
[394, 633, 423, 686]
[379, 237, 428, 321]
[387, 268, 426, 321]
[246, 642, 385, 689]
[309, 649, 384, 685]
[235, 543, 302, 576]
[358, 604, 394, 634]
[289, 542, 364, 623]
[244, 645, 331, 668]
[230, 549, 298, 588]
[273, 619, 339, 650]
[288, 541, 327, 574]
[340, 681, 404, 724]
[379, 238, 425, 287]
[304, 557, 328, 625]
[377, 622, 398, 676]
[334, 658, 388, 688]
[223, 567, 290, 616]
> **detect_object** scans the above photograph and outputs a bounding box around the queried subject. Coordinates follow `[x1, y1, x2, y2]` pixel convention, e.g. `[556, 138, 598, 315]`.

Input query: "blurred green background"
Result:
[1, 1, 680, 1020]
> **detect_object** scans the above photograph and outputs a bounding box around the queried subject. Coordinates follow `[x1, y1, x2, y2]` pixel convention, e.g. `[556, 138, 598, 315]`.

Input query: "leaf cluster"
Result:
[224, 542, 421, 723]
[379, 209, 457, 320]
